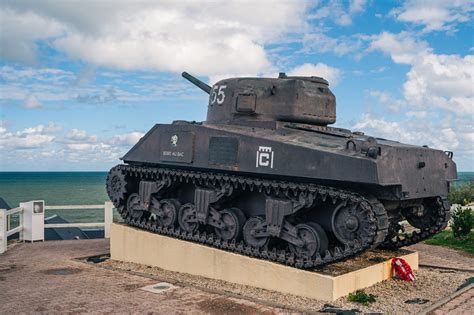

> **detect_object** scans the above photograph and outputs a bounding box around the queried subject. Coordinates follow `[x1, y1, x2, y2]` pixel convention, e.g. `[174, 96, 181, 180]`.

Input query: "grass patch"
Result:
[424, 230, 474, 255]
[348, 290, 376, 306]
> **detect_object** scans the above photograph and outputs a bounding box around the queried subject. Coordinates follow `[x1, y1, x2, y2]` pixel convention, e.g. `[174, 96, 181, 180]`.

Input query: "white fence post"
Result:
[0, 209, 6, 254]
[104, 201, 113, 238]
[19, 207, 24, 242]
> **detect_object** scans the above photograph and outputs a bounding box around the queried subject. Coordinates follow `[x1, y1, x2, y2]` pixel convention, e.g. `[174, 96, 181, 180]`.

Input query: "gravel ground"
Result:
[98, 259, 472, 314]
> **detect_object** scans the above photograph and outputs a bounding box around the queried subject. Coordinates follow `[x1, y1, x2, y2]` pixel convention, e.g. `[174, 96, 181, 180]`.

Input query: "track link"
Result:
[109, 164, 389, 269]
[380, 197, 450, 250]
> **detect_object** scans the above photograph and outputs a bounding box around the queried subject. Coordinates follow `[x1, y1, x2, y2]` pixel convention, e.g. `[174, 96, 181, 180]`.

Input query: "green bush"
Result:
[451, 206, 473, 238]
[348, 290, 376, 306]
[448, 182, 474, 206]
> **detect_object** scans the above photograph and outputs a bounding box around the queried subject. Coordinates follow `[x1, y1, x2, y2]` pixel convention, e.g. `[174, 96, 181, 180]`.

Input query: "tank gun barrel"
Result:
[182, 72, 211, 94]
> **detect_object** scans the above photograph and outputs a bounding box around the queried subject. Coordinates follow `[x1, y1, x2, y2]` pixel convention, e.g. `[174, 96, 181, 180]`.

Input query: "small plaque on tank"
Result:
[160, 131, 194, 163]
[209, 136, 239, 166]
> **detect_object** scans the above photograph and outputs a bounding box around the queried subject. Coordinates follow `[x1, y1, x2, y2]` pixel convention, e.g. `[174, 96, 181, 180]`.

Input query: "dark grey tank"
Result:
[106, 72, 456, 268]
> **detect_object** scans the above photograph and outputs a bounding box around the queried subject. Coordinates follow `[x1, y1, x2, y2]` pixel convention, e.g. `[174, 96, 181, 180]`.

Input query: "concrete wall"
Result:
[111, 223, 418, 301]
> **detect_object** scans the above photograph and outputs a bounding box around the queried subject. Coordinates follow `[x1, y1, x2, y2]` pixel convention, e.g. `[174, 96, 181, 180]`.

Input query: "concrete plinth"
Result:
[111, 223, 418, 301]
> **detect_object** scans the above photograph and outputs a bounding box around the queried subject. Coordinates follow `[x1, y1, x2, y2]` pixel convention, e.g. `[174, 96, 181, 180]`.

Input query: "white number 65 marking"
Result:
[210, 85, 227, 105]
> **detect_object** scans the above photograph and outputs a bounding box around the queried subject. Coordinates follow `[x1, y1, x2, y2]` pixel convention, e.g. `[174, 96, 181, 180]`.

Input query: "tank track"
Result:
[380, 197, 450, 250]
[110, 164, 388, 269]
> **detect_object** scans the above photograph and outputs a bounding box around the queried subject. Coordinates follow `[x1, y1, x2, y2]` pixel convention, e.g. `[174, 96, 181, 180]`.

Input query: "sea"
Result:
[0, 171, 473, 223]
[0, 172, 112, 223]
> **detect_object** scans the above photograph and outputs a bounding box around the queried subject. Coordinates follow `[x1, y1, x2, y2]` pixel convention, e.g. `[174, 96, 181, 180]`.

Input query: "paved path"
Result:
[427, 286, 473, 315]
[409, 243, 473, 314]
[1, 240, 472, 314]
[0, 240, 284, 314]
[408, 243, 474, 272]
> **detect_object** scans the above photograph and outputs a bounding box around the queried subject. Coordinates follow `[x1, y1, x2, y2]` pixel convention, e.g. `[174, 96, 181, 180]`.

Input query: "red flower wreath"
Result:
[392, 257, 416, 282]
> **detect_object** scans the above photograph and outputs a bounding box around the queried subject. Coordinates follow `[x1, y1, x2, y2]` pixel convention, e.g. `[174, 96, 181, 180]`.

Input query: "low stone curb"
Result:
[420, 264, 474, 273]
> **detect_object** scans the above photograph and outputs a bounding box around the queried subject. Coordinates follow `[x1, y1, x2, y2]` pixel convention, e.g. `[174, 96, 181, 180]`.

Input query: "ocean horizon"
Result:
[1, 171, 473, 223]
[0, 171, 109, 223]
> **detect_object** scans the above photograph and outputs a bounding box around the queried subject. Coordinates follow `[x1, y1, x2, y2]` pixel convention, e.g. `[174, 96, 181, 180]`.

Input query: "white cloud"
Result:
[406, 111, 429, 119]
[390, 0, 473, 33]
[403, 54, 474, 114]
[209, 62, 342, 86]
[65, 129, 97, 142]
[309, 0, 367, 26]
[287, 63, 341, 86]
[76, 87, 117, 104]
[353, 113, 461, 151]
[302, 32, 361, 56]
[0, 65, 207, 107]
[363, 32, 473, 168]
[0, 122, 146, 170]
[24, 123, 62, 134]
[369, 32, 474, 115]
[23, 95, 42, 109]
[59, 129, 143, 157]
[0, 83, 70, 102]
[368, 90, 404, 112]
[208, 72, 257, 85]
[1, 1, 309, 77]
[370, 66, 388, 74]
[368, 32, 430, 64]
[0, 66, 73, 82]
[353, 113, 473, 170]
[0, 66, 75, 104]
[43, 123, 63, 133]
[66, 143, 96, 151]
[349, 0, 367, 14]
[109, 132, 144, 146]
[74, 66, 96, 86]
[0, 123, 58, 149]
[0, 8, 64, 64]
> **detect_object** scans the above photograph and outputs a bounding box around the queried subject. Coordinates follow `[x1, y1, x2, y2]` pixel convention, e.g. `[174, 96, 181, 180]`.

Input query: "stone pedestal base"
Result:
[111, 223, 418, 301]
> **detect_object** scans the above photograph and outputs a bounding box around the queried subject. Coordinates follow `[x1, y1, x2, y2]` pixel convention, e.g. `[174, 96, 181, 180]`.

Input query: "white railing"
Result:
[0, 206, 25, 254]
[0, 201, 113, 254]
[44, 203, 113, 235]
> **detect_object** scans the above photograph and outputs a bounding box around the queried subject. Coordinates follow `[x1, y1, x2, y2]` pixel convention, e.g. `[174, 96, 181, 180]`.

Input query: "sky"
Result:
[0, 0, 473, 171]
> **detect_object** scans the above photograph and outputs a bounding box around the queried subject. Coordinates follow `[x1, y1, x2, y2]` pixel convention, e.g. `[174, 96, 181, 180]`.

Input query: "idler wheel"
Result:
[289, 222, 328, 258]
[243, 216, 269, 248]
[331, 202, 374, 245]
[178, 203, 199, 233]
[126, 193, 150, 220]
[215, 208, 246, 241]
[403, 198, 441, 229]
[154, 198, 180, 227]
[106, 168, 128, 206]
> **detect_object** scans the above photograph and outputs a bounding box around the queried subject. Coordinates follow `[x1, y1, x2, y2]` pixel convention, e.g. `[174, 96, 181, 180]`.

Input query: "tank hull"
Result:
[123, 121, 456, 201]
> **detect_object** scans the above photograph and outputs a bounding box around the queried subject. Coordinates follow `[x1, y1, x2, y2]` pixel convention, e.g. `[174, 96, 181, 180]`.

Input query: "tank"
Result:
[106, 71, 457, 268]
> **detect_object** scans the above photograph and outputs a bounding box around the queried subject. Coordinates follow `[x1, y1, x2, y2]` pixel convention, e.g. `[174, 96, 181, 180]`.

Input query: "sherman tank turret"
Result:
[106, 72, 457, 268]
